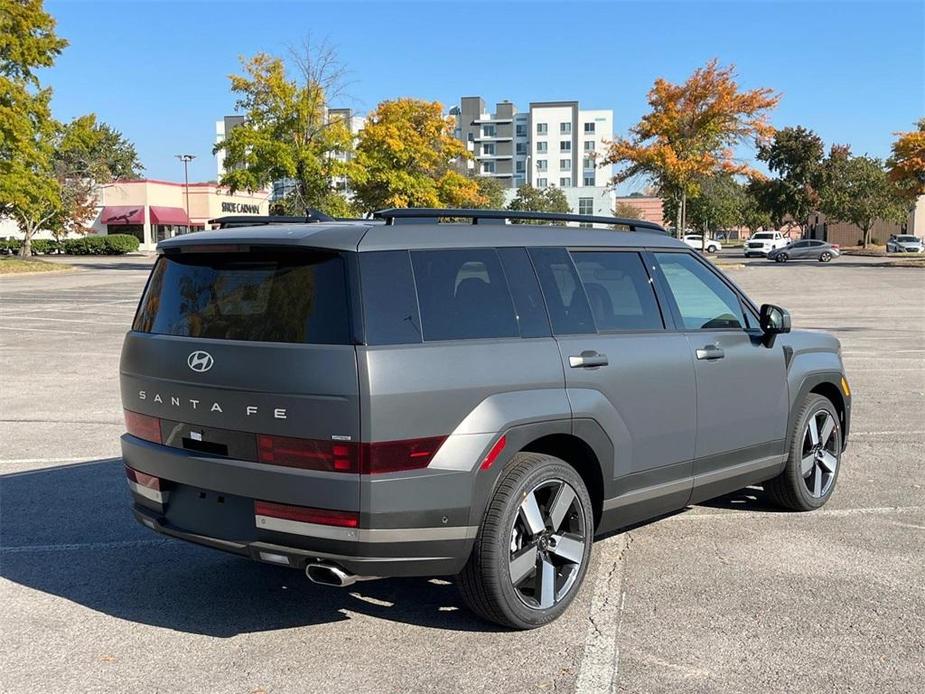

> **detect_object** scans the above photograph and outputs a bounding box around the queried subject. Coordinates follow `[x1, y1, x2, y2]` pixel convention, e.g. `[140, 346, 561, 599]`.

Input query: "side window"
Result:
[653, 252, 745, 330]
[359, 251, 422, 345]
[497, 248, 551, 338]
[528, 247, 595, 335]
[571, 251, 664, 331]
[411, 249, 519, 341]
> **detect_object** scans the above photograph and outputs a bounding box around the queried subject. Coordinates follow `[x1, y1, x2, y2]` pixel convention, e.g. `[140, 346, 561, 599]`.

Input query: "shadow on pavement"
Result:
[0, 459, 503, 636]
[695, 485, 789, 513]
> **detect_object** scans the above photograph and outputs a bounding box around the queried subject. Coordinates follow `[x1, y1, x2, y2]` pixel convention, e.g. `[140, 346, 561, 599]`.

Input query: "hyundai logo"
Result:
[187, 350, 214, 373]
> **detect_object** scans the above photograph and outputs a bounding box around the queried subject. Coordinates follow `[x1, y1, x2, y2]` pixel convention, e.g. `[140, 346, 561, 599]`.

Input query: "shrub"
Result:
[62, 234, 140, 255]
[0, 239, 22, 254]
[103, 234, 140, 254]
[30, 239, 64, 254]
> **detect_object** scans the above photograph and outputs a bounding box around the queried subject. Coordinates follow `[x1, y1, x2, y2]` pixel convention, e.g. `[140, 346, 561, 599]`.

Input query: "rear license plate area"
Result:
[164, 484, 257, 542]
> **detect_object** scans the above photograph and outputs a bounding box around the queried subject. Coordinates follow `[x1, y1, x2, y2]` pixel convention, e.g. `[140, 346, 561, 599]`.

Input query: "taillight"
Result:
[255, 434, 447, 474]
[124, 410, 161, 443]
[832, 244, 840, 250]
[257, 435, 358, 472]
[255, 500, 359, 528]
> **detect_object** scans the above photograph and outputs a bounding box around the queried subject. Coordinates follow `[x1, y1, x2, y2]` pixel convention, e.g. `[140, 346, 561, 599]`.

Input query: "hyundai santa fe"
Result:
[120, 207, 851, 629]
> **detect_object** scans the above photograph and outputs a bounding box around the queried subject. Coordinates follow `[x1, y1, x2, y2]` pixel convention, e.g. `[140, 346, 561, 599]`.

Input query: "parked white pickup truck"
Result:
[744, 231, 790, 257]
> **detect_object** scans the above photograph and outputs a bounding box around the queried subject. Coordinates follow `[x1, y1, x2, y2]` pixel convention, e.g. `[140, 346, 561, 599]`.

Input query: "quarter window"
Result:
[360, 251, 422, 345]
[498, 248, 551, 338]
[571, 252, 663, 331]
[654, 253, 745, 330]
[410, 249, 518, 341]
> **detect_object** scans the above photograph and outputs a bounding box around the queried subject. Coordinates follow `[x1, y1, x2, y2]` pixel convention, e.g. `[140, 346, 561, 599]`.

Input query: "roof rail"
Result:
[208, 209, 335, 228]
[372, 208, 666, 233]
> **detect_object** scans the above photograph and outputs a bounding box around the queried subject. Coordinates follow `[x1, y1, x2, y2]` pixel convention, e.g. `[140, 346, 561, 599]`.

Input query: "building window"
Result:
[537, 177, 548, 188]
[584, 122, 595, 134]
[560, 141, 571, 152]
[483, 124, 496, 137]
[467, 132, 474, 142]
[583, 175, 595, 186]
[483, 143, 495, 155]
[560, 159, 571, 171]
[536, 122, 548, 135]
[560, 122, 572, 134]
[516, 124, 526, 137]
[560, 177, 572, 187]
[483, 161, 496, 173]
[516, 160, 525, 173]
[537, 159, 548, 171]
[578, 197, 594, 215]
[516, 142, 526, 155]
[583, 157, 594, 170]
[584, 140, 595, 151]
[536, 141, 548, 153]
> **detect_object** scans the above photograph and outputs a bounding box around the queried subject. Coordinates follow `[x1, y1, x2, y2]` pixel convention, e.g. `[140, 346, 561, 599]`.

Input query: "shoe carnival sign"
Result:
[221, 202, 261, 214]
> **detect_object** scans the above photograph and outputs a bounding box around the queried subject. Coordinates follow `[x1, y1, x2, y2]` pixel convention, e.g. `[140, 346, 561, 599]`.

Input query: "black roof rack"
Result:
[208, 209, 336, 228]
[372, 208, 666, 233]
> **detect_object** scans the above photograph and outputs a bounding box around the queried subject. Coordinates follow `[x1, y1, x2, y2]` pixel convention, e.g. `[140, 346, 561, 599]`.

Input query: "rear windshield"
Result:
[133, 251, 350, 344]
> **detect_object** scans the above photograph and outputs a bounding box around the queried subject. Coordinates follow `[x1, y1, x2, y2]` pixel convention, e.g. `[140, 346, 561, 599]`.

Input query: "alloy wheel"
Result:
[801, 410, 839, 498]
[509, 479, 587, 610]
[820, 251, 832, 262]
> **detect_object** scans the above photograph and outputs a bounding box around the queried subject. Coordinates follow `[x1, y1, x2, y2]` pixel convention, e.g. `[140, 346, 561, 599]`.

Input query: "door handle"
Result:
[695, 345, 725, 360]
[569, 351, 609, 368]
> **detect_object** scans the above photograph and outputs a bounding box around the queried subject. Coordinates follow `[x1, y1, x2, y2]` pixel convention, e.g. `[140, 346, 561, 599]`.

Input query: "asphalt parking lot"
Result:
[1, 255, 923, 693]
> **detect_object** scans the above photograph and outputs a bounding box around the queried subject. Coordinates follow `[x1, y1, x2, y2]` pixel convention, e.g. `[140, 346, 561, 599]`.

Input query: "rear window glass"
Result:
[359, 251, 423, 345]
[410, 249, 518, 341]
[528, 247, 595, 335]
[133, 251, 350, 344]
[571, 251, 664, 331]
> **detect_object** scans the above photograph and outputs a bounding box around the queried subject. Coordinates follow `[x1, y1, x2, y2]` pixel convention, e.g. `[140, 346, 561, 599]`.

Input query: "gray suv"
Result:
[120, 208, 851, 629]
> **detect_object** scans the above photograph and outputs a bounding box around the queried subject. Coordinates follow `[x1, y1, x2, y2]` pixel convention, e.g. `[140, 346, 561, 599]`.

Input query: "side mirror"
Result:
[759, 304, 791, 334]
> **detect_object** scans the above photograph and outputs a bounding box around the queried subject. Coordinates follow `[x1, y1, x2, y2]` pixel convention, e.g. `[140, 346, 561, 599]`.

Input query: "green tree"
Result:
[685, 174, 748, 235]
[214, 41, 355, 217]
[753, 126, 825, 231]
[473, 176, 507, 209]
[506, 184, 570, 223]
[352, 98, 482, 212]
[0, 0, 69, 257]
[821, 148, 907, 248]
[614, 200, 644, 220]
[601, 59, 779, 234]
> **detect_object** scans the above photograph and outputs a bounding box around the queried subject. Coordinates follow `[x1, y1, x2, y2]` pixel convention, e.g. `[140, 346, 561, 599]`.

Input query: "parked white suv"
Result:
[682, 235, 722, 253]
[745, 231, 789, 257]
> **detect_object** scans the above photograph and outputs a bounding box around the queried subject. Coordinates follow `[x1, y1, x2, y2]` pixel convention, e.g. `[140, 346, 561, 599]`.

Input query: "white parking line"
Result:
[0, 315, 129, 326]
[0, 539, 167, 554]
[0, 325, 90, 335]
[576, 533, 629, 694]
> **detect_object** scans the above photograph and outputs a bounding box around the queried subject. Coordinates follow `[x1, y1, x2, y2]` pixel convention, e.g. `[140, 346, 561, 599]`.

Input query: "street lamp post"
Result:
[175, 154, 196, 226]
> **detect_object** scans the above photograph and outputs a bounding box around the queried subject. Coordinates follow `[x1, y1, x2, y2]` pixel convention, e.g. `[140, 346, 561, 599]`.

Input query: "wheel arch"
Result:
[789, 372, 850, 451]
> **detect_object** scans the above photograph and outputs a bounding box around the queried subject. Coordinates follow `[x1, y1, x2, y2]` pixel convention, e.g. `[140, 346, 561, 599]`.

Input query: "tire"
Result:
[776, 253, 789, 263]
[457, 452, 594, 629]
[707, 245, 718, 254]
[819, 251, 832, 262]
[764, 394, 842, 511]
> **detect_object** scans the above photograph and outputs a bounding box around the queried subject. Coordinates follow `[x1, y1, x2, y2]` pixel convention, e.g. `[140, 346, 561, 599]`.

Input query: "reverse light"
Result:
[255, 500, 359, 528]
[124, 410, 162, 444]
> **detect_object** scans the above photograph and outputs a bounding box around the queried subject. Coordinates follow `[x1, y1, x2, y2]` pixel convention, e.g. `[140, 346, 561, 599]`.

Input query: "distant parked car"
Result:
[886, 235, 924, 253]
[768, 240, 840, 263]
[682, 234, 722, 253]
[744, 231, 790, 257]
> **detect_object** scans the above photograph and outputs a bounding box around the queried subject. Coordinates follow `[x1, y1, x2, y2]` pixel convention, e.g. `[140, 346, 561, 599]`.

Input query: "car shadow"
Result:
[694, 485, 789, 513]
[0, 459, 505, 636]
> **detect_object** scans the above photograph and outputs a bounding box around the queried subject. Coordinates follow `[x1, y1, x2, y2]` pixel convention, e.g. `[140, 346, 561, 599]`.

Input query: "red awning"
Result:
[149, 206, 190, 225]
[100, 206, 144, 225]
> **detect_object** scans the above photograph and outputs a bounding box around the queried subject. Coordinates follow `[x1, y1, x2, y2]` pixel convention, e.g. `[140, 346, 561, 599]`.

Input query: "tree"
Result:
[887, 119, 925, 201]
[214, 41, 355, 217]
[0, 0, 69, 257]
[473, 176, 507, 209]
[51, 114, 143, 239]
[685, 174, 748, 235]
[506, 184, 570, 223]
[352, 98, 481, 212]
[753, 126, 825, 232]
[614, 200, 644, 219]
[601, 59, 779, 235]
[821, 148, 907, 247]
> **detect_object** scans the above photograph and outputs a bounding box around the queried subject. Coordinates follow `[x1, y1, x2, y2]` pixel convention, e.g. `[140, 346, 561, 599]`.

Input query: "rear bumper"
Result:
[122, 435, 477, 577]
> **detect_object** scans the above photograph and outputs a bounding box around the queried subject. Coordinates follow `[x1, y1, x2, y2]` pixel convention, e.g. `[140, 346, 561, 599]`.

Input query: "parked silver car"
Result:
[768, 239, 841, 263]
[886, 235, 924, 253]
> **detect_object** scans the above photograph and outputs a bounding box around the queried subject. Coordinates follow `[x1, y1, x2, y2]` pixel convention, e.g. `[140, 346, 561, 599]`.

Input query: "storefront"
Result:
[92, 179, 269, 250]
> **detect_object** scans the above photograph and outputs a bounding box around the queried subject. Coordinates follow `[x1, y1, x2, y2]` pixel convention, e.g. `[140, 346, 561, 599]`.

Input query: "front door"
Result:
[651, 251, 789, 502]
[528, 248, 697, 529]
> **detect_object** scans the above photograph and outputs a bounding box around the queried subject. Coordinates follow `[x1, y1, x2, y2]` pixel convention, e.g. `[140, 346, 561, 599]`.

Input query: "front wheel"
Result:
[457, 452, 593, 629]
[765, 394, 842, 511]
[819, 251, 832, 262]
[707, 245, 718, 254]
[775, 253, 789, 263]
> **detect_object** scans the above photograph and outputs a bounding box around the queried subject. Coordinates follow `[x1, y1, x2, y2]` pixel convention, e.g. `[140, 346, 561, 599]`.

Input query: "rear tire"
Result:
[765, 394, 842, 511]
[820, 251, 832, 262]
[458, 452, 593, 629]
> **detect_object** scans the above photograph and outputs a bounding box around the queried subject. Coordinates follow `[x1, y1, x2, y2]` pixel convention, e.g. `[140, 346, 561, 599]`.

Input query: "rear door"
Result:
[122, 248, 362, 509]
[650, 251, 789, 501]
[529, 247, 697, 526]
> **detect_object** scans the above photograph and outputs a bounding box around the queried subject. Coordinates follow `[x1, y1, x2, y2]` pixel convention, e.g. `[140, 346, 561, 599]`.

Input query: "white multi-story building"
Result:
[450, 96, 614, 216]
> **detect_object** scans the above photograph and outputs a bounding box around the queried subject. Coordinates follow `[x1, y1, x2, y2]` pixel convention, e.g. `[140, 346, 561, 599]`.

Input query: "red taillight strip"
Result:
[255, 500, 359, 528]
[124, 465, 167, 504]
[124, 409, 162, 444]
[255, 434, 447, 475]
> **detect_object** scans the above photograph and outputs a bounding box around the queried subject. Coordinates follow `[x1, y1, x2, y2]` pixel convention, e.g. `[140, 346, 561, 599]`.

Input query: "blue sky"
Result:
[44, 0, 924, 186]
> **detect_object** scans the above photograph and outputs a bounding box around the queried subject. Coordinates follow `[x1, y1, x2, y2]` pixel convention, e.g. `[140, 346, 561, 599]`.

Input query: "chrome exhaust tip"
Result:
[305, 562, 358, 588]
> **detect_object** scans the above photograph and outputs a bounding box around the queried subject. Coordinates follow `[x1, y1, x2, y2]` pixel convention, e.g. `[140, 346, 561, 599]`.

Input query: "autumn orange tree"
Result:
[351, 98, 484, 212]
[887, 119, 925, 201]
[602, 60, 780, 235]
